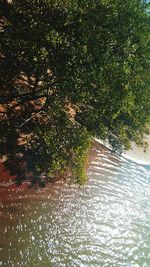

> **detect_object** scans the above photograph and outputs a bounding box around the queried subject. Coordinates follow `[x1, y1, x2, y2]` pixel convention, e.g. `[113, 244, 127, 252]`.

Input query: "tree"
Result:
[0, 0, 150, 185]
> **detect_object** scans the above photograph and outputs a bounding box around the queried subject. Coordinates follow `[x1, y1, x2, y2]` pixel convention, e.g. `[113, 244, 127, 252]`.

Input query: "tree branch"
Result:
[0, 91, 48, 105]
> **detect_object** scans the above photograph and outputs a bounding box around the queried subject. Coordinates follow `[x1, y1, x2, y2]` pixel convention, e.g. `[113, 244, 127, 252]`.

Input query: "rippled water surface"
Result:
[1, 143, 150, 267]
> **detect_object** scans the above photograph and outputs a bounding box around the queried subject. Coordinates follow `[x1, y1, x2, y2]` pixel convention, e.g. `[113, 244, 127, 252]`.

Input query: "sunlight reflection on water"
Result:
[0, 143, 150, 267]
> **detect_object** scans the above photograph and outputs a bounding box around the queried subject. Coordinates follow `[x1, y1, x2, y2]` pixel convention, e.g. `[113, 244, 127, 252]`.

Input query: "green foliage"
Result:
[0, 0, 150, 185]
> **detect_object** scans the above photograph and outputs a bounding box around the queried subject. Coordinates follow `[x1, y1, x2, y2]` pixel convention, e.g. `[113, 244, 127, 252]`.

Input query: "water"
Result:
[0, 142, 150, 267]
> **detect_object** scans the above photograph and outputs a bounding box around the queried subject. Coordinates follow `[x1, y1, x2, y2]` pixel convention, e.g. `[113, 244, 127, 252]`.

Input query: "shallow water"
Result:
[0, 143, 150, 267]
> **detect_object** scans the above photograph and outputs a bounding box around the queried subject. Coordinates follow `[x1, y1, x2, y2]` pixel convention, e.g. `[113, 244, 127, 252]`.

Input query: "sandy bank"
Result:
[123, 136, 150, 165]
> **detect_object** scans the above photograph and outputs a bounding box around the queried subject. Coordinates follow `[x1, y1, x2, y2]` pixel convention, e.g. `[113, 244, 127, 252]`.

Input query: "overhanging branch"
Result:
[0, 91, 48, 105]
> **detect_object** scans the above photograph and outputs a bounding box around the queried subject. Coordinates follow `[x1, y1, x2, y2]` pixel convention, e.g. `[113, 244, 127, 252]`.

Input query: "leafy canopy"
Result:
[0, 0, 150, 184]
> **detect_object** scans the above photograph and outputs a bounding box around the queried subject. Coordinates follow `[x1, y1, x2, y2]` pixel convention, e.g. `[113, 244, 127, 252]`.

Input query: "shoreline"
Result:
[0, 138, 149, 195]
[95, 138, 150, 166]
[122, 137, 150, 165]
